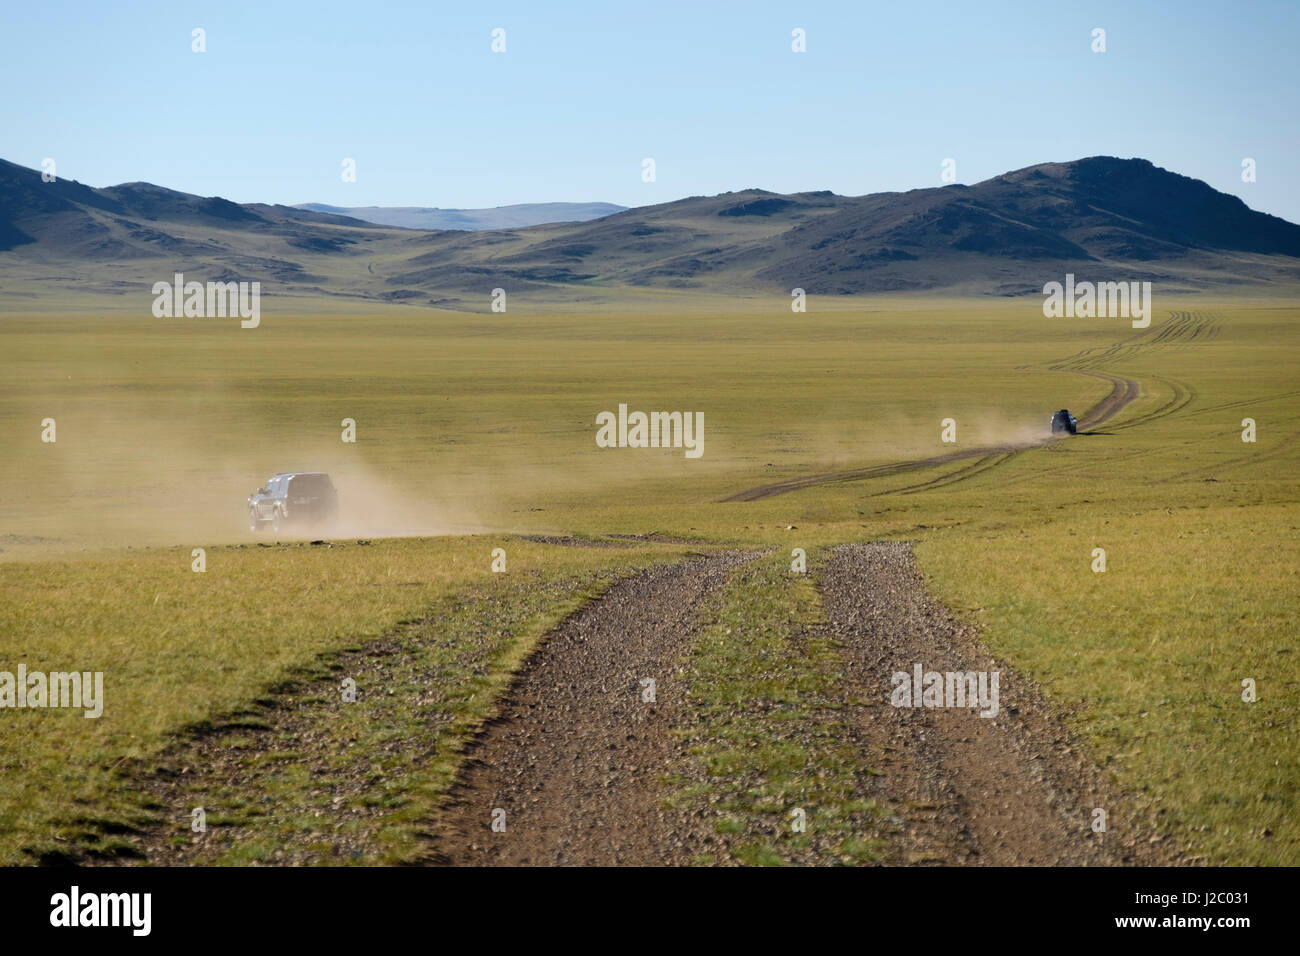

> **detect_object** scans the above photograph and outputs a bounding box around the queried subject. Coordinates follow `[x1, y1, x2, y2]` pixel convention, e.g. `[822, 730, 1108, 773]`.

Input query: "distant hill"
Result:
[294, 202, 627, 231]
[751, 158, 1300, 294]
[2, 156, 1297, 307]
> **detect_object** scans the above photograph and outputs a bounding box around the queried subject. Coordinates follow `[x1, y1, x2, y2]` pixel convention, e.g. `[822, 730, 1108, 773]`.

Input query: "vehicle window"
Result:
[289, 475, 333, 496]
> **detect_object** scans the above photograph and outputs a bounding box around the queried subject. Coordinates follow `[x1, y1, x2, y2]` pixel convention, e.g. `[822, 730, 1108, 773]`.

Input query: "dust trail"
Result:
[721, 366, 1140, 502]
[1, 398, 489, 554]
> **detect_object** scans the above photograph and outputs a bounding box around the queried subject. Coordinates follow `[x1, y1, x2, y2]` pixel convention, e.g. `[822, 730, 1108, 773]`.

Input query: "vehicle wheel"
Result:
[249, 508, 260, 533]
[271, 507, 283, 534]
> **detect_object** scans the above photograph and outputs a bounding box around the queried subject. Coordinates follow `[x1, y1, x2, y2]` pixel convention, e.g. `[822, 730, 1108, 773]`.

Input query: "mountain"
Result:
[2, 156, 1297, 307]
[753, 158, 1300, 294]
[293, 202, 627, 231]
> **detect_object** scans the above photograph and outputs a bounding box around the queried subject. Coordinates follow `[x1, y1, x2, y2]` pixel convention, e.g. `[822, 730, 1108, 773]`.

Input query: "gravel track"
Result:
[426, 551, 758, 865]
[819, 541, 1181, 866]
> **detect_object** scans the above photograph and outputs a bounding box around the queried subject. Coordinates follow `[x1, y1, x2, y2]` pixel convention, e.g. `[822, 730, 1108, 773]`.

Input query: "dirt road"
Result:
[426, 542, 1176, 865]
[426, 551, 755, 865]
[108, 544, 1177, 867]
[820, 542, 1177, 865]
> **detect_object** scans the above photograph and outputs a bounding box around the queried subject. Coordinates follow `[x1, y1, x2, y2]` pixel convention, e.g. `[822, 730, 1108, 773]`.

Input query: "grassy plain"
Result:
[1, 296, 1296, 864]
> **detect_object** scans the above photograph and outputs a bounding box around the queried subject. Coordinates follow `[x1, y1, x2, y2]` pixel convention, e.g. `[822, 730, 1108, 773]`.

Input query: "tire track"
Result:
[723, 370, 1134, 502]
[821, 542, 1180, 865]
[722, 310, 1220, 503]
[1162, 425, 1300, 482]
[891, 451, 1018, 496]
[1064, 369, 1140, 431]
[426, 550, 758, 866]
[1105, 375, 1195, 432]
[1181, 388, 1300, 418]
[721, 443, 1027, 502]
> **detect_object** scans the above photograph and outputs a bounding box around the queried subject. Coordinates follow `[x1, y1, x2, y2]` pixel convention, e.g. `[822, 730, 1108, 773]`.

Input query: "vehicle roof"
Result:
[268, 472, 331, 479]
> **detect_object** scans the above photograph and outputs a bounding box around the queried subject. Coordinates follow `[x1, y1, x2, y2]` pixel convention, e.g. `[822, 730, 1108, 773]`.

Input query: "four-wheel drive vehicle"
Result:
[248, 472, 338, 533]
[1050, 409, 1078, 435]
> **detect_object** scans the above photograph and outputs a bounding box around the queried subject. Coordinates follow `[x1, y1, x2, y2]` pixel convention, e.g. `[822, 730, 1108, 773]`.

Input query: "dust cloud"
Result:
[2, 402, 493, 555]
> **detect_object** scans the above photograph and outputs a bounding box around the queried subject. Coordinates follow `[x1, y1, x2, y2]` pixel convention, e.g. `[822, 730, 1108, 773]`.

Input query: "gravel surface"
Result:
[819, 541, 1182, 865]
[97, 541, 1182, 868]
[427, 551, 757, 865]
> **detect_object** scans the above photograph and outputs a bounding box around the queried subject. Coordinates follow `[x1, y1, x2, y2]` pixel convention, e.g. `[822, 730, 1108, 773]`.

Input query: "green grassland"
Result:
[0, 535, 695, 864]
[1, 296, 1296, 864]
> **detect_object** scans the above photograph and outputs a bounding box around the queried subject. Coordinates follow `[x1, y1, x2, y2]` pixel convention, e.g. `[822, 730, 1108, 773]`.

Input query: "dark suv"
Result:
[1050, 409, 1078, 435]
[248, 473, 338, 533]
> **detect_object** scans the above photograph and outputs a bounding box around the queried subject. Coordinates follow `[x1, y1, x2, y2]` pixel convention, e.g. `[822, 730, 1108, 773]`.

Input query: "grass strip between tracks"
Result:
[667, 549, 891, 865]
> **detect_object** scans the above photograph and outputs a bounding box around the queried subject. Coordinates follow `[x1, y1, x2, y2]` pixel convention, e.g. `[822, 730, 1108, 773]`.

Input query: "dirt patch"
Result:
[516, 534, 627, 548]
[819, 542, 1183, 865]
[426, 551, 757, 865]
[605, 532, 713, 545]
[1071, 370, 1140, 431]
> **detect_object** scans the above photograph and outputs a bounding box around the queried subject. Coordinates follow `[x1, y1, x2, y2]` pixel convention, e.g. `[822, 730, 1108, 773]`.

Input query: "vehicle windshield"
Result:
[288, 475, 333, 496]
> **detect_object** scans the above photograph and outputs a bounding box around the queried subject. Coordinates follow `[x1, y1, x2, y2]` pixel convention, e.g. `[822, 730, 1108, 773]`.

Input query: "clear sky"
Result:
[3, 0, 1297, 221]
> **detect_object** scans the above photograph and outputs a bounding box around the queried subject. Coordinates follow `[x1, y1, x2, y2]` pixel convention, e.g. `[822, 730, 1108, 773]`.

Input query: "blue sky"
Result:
[3, 0, 1297, 221]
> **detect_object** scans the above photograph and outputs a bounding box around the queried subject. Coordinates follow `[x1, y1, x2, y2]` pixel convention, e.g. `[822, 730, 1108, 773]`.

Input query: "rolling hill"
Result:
[2, 156, 1297, 308]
